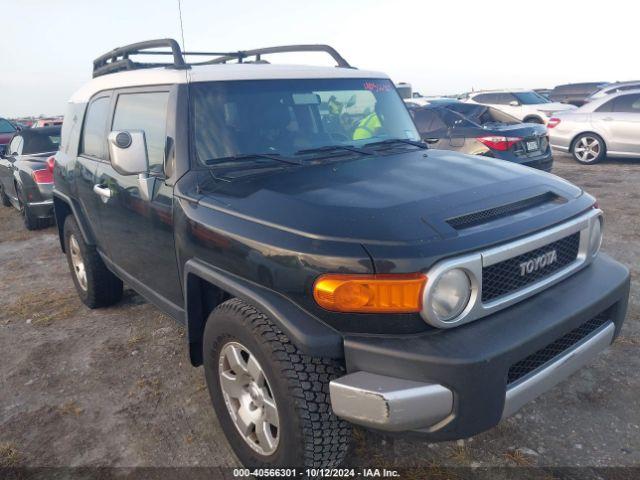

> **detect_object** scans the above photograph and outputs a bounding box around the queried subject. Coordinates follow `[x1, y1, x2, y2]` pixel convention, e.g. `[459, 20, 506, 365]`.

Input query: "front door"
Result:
[94, 88, 183, 314]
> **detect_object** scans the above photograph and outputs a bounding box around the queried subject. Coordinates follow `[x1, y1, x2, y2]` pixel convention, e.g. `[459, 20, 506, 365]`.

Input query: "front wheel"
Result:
[572, 133, 606, 164]
[203, 298, 351, 468]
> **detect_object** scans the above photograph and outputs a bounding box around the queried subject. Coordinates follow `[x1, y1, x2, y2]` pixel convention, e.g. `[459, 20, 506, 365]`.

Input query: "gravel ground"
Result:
[0, 153, 638, 478]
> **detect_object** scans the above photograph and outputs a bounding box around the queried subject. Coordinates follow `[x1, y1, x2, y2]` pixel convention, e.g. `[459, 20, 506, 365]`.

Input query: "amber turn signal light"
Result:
[313, 273, 427, 313]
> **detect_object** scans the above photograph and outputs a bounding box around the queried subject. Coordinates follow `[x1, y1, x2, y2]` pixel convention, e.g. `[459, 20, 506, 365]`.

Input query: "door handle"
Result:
[602, 117, 613, 121]
[93, 184, 112, 200]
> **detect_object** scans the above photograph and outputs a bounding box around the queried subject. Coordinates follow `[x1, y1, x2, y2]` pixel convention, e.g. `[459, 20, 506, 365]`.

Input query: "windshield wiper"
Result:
[363, 138, 428, 150]
[294, 145, 373, 158]
[204, 153, 303, 166]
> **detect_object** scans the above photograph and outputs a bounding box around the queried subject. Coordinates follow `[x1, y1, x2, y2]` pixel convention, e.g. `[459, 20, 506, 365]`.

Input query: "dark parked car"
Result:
[409, 102, 553, 171]
[0, 126, 60, 229]
[548, 82, 609, 107]
[0, 117, 18, 155]
[53, 39, 629, 469]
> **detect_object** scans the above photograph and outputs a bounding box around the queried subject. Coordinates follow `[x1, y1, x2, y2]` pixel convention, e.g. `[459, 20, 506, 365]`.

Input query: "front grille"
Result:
[482, 232, 580, 302]
[507, 311, 611, 385]
[447, 192, 561, 230]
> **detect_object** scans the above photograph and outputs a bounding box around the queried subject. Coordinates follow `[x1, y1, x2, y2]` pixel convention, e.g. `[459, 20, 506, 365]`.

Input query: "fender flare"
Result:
[52, 189, 96, 252]
[183, 258, 344, 365]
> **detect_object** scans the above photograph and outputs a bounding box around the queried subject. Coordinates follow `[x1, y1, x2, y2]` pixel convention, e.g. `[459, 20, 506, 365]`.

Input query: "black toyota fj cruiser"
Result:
[53, 39, 630, 468]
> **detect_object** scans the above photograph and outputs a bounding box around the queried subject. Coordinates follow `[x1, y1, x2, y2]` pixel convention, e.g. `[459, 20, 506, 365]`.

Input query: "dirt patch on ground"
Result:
[0, 153, 638, 473]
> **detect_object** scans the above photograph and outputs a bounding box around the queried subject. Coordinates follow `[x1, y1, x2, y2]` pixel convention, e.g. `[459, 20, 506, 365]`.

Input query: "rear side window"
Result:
[473, 93, 513, 105]
[112, 92, 170, 174]
[81, 96, 111, 159]
[596, 99, 614, 113]
[412, 109, 447, 134]
[612, 93, 640, 113]
[23, 131, 61, 154]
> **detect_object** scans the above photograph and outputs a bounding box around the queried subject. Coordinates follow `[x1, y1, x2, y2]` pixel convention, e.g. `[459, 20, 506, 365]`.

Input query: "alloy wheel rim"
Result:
[218, 341, 280, 456]
[69, 235, 88, 291]
[574, 136, 600, 162]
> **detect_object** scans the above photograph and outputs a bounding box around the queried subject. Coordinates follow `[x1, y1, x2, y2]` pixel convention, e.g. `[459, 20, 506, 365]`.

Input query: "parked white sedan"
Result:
[548, 89, 640, 164]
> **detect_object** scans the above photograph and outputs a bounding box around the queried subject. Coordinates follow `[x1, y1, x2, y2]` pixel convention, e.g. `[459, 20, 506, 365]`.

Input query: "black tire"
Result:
[63, 215, 123, 308]
[0, 183, 11, 207]
[16, 183, 49, 230]
[203, 298, 351, 468]
[523, 116, 544, 124]
[571, 133, 606, 164]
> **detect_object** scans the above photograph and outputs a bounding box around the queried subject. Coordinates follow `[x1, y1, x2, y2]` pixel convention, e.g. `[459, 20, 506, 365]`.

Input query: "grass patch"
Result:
[504, 449, 534, 466]
[59, 400, 83, 416]
[6, 288, 80, 326]
[0, 442, 20, 467]
[127, 334, 145, 348]
[448, 444, 472, 465]
[615, 336, 640, 346]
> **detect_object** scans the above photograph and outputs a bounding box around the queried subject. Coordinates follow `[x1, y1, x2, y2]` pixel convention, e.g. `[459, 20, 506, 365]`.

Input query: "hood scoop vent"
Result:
[447, 192, 564, 230]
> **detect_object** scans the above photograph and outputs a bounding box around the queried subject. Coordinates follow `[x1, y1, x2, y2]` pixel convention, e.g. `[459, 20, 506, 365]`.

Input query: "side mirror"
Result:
[108, 130, 149, 176]
[509, 100, 520, 107]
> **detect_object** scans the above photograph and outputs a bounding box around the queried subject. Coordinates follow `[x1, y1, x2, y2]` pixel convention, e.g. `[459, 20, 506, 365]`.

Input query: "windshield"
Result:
[190, 78, 420, 164]
[0, 119, 16, 134]
[513, 91, 550, 105]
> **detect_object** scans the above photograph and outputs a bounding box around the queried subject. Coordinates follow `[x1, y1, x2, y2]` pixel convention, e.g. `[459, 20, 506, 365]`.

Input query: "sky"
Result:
[1, 0, 638, 118]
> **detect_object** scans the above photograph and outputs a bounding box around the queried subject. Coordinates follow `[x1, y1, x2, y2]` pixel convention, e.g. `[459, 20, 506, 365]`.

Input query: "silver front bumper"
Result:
[330, 322, 614, 432]
[329, 371, 453, 431]
[502, 321, 615, 418]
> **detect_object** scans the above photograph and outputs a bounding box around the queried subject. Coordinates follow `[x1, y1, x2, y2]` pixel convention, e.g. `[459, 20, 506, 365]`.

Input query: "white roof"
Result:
[70, 63, 389, 103]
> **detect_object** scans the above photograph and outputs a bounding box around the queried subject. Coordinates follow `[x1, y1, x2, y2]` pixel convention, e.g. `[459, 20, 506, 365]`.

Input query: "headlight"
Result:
[430, 269, 472, 322]
[589, 216, 603, 256]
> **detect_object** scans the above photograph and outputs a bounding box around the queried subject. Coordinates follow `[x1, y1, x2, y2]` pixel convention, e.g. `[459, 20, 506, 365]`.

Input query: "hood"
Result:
[198, 149, 587, 247]
[535, 102, 577, 113]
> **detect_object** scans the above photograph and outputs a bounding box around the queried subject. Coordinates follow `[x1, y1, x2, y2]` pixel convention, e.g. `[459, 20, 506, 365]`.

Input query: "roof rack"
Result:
[92, 38, 353, 78]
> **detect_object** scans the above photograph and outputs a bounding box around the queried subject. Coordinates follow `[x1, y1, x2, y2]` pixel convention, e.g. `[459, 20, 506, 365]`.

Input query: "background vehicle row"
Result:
[0, 126, 59, 229]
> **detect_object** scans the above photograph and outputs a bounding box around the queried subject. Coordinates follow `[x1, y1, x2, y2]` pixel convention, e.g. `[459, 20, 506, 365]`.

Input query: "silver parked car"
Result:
[548, 89, 640, 164]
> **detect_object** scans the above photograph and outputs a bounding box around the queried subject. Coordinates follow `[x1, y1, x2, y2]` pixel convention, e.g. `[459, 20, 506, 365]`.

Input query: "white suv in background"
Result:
[464, 90, 577, 124]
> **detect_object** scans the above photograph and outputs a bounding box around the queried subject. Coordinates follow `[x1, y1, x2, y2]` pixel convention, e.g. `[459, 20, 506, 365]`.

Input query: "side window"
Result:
[81, 96, 111, 159]
[474, 93, 511, 105]
[112, 91, 170, 174]
[473, 94, 492, 103]
[612, 94, 640, 113]
[412, 109, 446, 134]
[9, 135, 24, 155]
[495, 93, 516, 105]
[596, 99, 614, 113]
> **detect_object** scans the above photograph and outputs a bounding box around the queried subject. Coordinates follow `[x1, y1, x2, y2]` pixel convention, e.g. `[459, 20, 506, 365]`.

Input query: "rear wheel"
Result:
[572, 133, 606, 164]
[203, 298, 351, 468]
[63, 216, 123, 308]
[523, 116, 544, 124]
[16, 183, 49, 230]
[0, 183, 11, 207]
